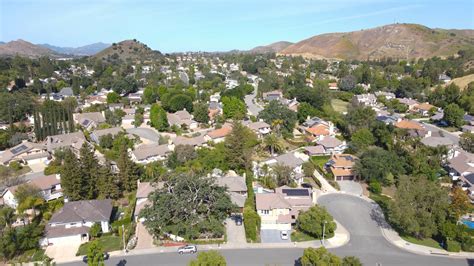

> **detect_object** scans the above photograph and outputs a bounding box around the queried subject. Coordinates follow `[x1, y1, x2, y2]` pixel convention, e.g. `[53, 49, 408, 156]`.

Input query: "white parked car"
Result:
[178, 245, 197, 254]
[280, 230, 289, 240]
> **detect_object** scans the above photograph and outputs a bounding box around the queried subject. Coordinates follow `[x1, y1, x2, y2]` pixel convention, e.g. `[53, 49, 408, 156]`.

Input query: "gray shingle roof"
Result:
[49, 199, 113, 224]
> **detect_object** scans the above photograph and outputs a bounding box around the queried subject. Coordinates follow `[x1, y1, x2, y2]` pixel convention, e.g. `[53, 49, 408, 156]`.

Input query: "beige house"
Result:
[256, 186, 313, 230]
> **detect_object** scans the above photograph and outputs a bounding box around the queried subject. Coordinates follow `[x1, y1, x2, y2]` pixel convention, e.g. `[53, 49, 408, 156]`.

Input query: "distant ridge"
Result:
[0, 39, 60, 58]
[279, 23, 474, 60]
[39, 42, 110, 56]
[249, 41, 293, 53]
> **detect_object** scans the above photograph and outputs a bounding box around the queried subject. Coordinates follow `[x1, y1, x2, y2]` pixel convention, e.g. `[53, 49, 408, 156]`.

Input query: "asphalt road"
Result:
[244, 84, 263, 116]
[318, 194, 472, 266]
[62, 194, 473, 266]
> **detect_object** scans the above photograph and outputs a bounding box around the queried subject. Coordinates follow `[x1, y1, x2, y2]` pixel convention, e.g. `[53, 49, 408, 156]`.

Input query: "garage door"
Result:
[48, 234, 82, 246]
[338, 176, 353, 181]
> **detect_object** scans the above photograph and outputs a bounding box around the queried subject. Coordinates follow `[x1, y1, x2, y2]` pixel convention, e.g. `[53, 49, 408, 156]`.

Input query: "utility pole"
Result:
[122, 224, 126, 253]
[322, 220, 327, 247]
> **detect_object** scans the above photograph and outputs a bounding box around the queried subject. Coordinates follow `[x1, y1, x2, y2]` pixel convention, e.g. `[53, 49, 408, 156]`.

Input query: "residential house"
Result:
[215, 173, 247, 212]
[374, 91, 396, 100]
[395, 120, 431, 138]
[439, 73, 452, 83]
[73, 112, 105, 130]
[2, 174, 62, 208]
[303, 145, 327, 156]
[84, 95, 106, 107]
[300, 117, 335, 142]
[121, 108, 136, 128]
[90, 127, 122, 144]
[326, 154, 358, 181]
[134, 180, 163, 222]
[43, 199, 113, 246]
[46, 132, 88, 155]
[351, 93, 377, 107]
[0, 141, 48, 166]
[262, 90, 283, 102]
[459, 173, 474, 200]
[130, 144, 172, 164]
[397, 98, 420, 111]
[448, 150, 474, 181]
[315, 136, 347, 155]
[413, 103, 436, 117]
[376, 113, 402, 125]
[245, 121, 271, 138]
[256, 186, 313, 230]
[173, 135, 207, 148]
[205, 124, 233, 143]
[464, 115, 474, 126]
[167, 110, 198, 130]
[257, 152, 309, 185]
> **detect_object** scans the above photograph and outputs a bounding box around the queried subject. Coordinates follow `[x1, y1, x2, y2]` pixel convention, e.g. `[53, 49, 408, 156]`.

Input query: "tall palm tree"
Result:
[263, 133, 284, 156]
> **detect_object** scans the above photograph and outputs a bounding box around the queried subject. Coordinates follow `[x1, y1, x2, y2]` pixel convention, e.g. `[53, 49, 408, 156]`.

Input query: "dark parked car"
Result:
[82, 252, 110, 263]
[235, 215, 243, 226]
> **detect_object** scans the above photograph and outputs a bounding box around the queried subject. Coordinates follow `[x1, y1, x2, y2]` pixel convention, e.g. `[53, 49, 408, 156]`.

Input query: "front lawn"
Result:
[291, 230, 319, 242]
[76, 235, 122, 256]
[310, 156, 330, 169]
[331, 99, 349, 113]
[401, 235, 443, 250]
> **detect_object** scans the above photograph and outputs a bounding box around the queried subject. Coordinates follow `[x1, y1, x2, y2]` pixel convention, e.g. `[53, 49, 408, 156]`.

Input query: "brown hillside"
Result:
[0, 39, 59, 58]
[279, 24, 474, 60]
[93, 39, 161, 62]
[249, 41, 293, 53]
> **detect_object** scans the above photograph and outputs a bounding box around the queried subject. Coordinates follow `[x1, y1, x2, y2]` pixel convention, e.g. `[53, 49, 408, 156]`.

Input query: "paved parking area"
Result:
[260, 229, 291, 243]
[337, 181, 363, 195]
[225, 217, 246, 244]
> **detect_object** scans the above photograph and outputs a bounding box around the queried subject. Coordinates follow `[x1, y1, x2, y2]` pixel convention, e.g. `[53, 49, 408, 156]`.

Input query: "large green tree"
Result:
[189, 250, 227, 266]
[354, 147, 406, 183]
[150, 103, 169, 131]
[193, 103, 210, 124]
[61, 149, 84, 201]
[459, 132, 474, 153]
[142, 174, 234, 239]
[222, 96, 247, 120]
[258, 101, 297, 135]
[388, 175, 450, 239]
[224, 121, 257, 170]
[297, 206, 336, 238]
[300, 247, 341, 266]
[443, 103, 464, 128]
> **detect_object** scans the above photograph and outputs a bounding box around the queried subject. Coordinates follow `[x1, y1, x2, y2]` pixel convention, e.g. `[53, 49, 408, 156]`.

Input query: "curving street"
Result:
[318, 193, 471, 266]
[61, 193, 473, 266]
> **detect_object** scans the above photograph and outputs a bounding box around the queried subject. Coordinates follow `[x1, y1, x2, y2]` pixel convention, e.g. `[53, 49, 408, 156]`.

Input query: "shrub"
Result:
[446, 240, 461, 252]
[243, 206, 260, 242]
[369, 180, 382, 194]
[89, 223, 102, 238]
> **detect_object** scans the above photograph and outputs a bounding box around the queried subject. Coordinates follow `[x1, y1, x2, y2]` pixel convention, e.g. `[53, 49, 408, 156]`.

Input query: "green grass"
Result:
[76, 235, 122, 256]
[331, 99, 349, 113]
[291, 230, 320, 242]
[310, 156, 331, 169]
[401, 235, 443, 249]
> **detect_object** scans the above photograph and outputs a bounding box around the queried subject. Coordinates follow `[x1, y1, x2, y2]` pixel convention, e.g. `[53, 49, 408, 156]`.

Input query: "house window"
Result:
[262, 210, 269, 215]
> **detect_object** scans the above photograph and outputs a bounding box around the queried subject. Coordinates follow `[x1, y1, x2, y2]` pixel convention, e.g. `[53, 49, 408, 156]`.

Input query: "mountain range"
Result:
[1, 23, 473, 60]
[39, 42, 110, 56]
[278, 23, 474, 60]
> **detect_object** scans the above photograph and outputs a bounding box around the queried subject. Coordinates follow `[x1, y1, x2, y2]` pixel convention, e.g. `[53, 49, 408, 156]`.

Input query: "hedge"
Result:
[446, 240, 461, 252]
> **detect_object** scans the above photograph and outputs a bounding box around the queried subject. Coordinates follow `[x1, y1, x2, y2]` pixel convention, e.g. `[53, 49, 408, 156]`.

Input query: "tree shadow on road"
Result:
[117, 259, 127, 266]
[369, 203, 391, 230]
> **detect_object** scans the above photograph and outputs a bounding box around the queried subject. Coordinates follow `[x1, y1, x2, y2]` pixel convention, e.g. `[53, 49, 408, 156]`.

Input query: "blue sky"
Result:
[1, 0, 473, 52]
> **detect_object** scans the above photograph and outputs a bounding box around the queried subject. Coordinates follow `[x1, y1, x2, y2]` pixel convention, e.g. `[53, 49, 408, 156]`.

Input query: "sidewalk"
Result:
[313, 170, 337, 193]
[56, 221, 350, 264]
[361, 194, 474, 259]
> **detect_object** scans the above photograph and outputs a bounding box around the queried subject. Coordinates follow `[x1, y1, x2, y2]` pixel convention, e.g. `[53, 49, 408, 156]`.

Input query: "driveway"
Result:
[337, 181, 363, 195]
[260, 229, 291, 243]
[225, 217, 246, 245]
[126, 127, 160, 143]
[135, 222, 155, 249]
[45, 242, 81, 263]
